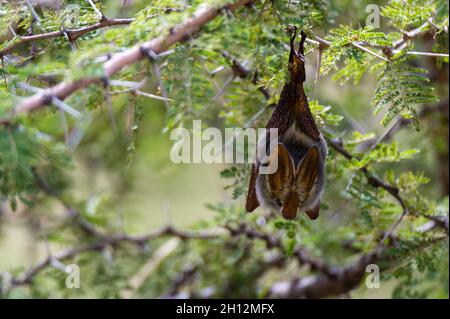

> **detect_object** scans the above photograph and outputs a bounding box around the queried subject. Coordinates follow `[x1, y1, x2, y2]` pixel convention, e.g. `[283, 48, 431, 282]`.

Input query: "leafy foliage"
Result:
[0, 0, 448, 299]
[372, 57, 438, 130]
[321, 25, 391, 75]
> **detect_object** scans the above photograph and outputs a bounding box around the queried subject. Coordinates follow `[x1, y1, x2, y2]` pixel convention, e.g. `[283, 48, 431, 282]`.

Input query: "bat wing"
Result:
[245, 162, 260, 212]
[266, 85, 292, 132]
[246, 88, 291, 213]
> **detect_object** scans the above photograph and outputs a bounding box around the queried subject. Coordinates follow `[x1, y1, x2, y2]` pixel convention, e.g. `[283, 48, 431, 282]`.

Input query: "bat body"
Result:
[246, 28, 327, 220]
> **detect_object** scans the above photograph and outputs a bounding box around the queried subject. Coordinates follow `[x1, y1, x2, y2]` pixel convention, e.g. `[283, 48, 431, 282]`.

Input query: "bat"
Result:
[246, 27, 327, 220]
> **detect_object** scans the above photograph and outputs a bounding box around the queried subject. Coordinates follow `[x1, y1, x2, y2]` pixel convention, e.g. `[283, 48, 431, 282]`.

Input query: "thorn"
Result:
[149, 57, 170, 110]
[102, 80, 118, 133]
[62, 29, 77, 51]
[51, 97, 83, 119]
[59, 108, 70, 151]
[8, 25, 17, 37]
[49, 257, 67, 273]
[25, 0, 41, 24]
[135, 90, 175, 102]
[86, 0, 103, 20]
[108, 79, 141, 89]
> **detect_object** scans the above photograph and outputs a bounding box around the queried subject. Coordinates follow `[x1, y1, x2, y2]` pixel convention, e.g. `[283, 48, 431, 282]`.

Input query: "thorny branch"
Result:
[1, 153, 447, 298]
[4, 226, 222, 289]
[268, 235, 448, 299]
[0, 1, 448, 126]
[0, 18, 134, 56]
[4, 167, 447, 297]
[306, 19, 449, 60]
[0, 0, 257, 124]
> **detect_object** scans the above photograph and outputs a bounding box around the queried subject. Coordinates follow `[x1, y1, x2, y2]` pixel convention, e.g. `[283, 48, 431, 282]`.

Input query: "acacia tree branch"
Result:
[226, 223, 337, 276]
[3, 196, 446, 297]
[4, 224, 224, 291]
[268, 235, 447, 299]
[0, 18, 134, 56]
[33, 171, 105, 238]
[305, 20, 448, 60]
[221, 50, 271, 100]
[0, 0, 256, 123]
[268, 248, 380, 299]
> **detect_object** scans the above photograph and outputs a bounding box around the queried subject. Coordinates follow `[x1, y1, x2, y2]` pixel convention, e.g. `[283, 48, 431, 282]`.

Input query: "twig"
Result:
[0, 18, 134, 56]
[6, 224, 224, 291]
[268, 249, 380, 299]
[226, 223, 336, 276]
[25, 0, 41, 24]
[351, 42, 390, 62]
[404, 51, 449, 57]
[122, 238, 181, 298]
[304, 21, 447, 62]
[222, 51, 271, 100]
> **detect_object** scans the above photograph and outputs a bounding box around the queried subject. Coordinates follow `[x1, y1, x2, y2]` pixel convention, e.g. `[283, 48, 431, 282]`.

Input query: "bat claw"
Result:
[298, 30, 307, 55]
[286, 25, 298, 43]
[285, 25, 298, 34]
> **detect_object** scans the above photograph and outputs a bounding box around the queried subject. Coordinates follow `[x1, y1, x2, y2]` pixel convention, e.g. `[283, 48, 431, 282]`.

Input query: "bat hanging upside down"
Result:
[245, 27, 328, 220]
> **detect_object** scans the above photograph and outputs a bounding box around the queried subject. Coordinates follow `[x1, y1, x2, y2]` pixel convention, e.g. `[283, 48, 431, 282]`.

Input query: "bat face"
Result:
[256, 139, 326, 220]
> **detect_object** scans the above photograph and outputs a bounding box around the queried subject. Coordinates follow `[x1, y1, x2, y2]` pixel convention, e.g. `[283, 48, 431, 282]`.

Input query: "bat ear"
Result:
[267, 143, 295, 198]
[295, 146, 320, 203]
[305, 202, 320, 220]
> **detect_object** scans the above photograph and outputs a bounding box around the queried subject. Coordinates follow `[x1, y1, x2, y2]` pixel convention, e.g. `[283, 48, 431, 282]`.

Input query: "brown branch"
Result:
[226, 223, 337, 276]
[329, 137, 450, 235]
[327, 138, 407, 207]
[382, 99, 449, 142]
[222, 51, 271, 100]
[33, 171, 105, 238]
[6, 225, 223, 290]
[113, 225, 224, 245]
[0, 18, 134, 56]
[2, 0, 256, 123]
[268, 249, 380, 299]
[10, 241, 105, 287]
